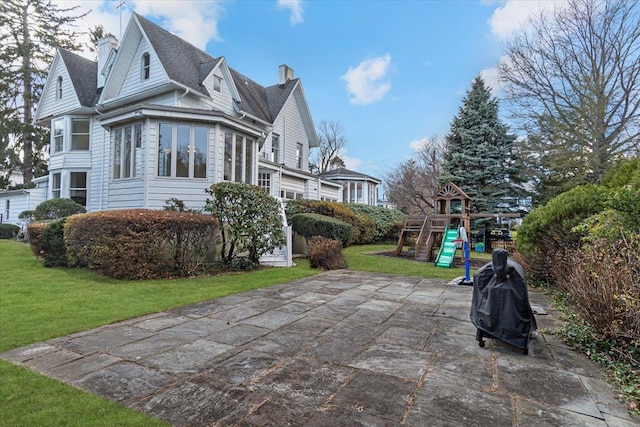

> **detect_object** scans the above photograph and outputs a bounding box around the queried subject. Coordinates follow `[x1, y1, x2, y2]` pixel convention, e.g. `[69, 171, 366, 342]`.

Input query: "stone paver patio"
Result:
[2, 270, 638, 426]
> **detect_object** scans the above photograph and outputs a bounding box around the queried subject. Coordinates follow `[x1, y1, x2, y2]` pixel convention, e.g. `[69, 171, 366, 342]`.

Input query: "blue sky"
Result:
[58, 0, 550, 185]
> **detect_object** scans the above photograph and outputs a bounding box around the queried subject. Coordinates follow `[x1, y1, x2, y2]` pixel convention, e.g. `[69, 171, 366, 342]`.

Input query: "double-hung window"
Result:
[223, 129, 254, 183]
[71, 119, 90, 150]
[213, 75, 222, 93]
[52, 173, 61, 198]
[69, 172, 87, 207]
[56, 76, 63, 100]
[141, 52, 150, 80]
[52, 119, 64, 153]
[158, 123, 208, 179]
[296, 142, 303, 169]
[113, 123, 142, 179]
[271, 134, 280, 163]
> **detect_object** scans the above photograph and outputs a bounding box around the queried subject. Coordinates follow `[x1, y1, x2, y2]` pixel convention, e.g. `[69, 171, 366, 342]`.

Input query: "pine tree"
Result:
[0, 0, 87, 185]
[440, 76, 518, 213]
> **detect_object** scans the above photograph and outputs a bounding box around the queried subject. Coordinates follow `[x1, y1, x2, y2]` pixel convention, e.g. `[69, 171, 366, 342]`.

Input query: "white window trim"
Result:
[56, 76, 63, 100]
[113, 122, 143, 180]
[157, 122, 209, 180]
[141, 52, 150, 81]
[52, 118, 64, 153]
[213, 75, 222, 94]
[223, 129, 255, 184]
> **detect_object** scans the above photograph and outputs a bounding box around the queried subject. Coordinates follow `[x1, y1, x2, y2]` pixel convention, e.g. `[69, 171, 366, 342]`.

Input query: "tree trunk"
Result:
[21, 4, 33, 185]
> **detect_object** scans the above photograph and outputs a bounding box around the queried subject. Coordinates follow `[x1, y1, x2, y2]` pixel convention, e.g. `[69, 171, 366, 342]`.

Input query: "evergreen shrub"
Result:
[516, 185, 608, 283]
[285, 199, 362, 244]
[346, 204, 406, 242]
[64, 209, 218, 279]
[204, 183, 284, 267]
[290, 213, 352, 247]
[33, 198, 85, 221]
[0, 223, 19, 239]
[307, 236, 346, 270]
[27, 220, 67, 267]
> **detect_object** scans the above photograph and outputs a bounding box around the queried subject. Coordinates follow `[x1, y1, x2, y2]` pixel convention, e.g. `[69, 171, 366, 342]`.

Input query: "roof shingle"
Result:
[59, 49, 98, 107]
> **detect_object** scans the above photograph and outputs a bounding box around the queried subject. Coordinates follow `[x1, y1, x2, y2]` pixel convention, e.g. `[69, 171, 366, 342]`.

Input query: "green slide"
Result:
[435, 225, 459, 268]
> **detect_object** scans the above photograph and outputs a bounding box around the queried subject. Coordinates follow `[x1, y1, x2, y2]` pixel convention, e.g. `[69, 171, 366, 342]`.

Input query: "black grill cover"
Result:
[470, 249, 537, 350]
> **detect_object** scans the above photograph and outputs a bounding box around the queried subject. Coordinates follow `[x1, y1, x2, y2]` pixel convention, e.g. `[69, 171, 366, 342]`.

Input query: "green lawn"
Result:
[0, 239, 467, 426]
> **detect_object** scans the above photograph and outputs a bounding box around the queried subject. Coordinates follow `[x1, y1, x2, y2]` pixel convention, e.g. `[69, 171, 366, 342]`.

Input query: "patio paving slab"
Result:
[2, 270, 638, 426]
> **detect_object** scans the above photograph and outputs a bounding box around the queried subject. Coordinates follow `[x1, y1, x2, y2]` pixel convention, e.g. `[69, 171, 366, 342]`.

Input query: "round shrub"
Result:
[34, 198, 85, 221]
[0, 223, 19, 239]
[308, 236, 347, 270]
[290, 213, 352, 247]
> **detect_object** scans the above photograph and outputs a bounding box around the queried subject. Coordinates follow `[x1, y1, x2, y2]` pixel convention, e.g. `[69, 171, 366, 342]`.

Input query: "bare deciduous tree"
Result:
[384, 137, 445, 214]
[310, 120, 347, 174]
[499, 0, 640, 184]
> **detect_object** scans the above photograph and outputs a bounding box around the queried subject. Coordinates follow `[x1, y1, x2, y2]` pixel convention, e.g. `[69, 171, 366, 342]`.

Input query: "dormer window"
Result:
[213, 75, 222, 93]
[56, 76, 63, 99]
[141, 52, 150, 80]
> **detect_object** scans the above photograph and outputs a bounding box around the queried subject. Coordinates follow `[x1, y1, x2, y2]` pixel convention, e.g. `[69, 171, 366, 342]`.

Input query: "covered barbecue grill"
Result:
[470, 249, 537, 355]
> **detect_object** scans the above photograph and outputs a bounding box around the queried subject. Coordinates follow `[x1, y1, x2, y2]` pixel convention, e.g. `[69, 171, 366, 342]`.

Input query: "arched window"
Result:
[56, 76, 63, 99]
[141, 52, 150, 80]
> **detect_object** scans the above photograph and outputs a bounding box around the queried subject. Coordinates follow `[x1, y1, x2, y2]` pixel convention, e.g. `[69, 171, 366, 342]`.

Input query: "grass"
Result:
[343, 244, 473, 280]
[0, 240, 471, 426]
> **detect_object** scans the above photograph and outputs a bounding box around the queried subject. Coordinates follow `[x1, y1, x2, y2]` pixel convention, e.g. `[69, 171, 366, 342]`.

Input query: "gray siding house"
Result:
[24, 13, 340, 216]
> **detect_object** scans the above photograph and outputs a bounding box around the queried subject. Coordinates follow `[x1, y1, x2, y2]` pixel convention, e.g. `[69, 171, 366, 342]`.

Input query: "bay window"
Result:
[52, 173, 61, 198]
[71, 119, 90, 150]
[50, 117, 91, 153]
[69, 172, 87, 207]
[52, 119, 63, 153]
[114, 123, 142, 179]
[223, 129, 254, 183]
[157, 122, 208, 179]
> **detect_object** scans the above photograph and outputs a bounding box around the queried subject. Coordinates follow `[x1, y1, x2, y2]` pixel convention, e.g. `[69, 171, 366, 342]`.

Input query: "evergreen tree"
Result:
[440, 76, 518, 213]
[0, 0, 87, 185]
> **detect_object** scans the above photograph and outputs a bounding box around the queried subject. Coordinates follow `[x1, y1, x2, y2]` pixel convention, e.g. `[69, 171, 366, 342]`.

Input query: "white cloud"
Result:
[341, 54, 392, 105]
[409, 137, 430, 152]
[480, 65, 501, 93]
[488, 0, 561, 40]
[338, 149, 362, 170]
[278, 0, 303, 25]
[52, 1, 224, 56]
[133, 0, 224, 50]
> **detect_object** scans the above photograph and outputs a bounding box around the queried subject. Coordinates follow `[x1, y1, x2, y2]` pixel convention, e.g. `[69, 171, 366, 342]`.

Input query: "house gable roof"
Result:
[321, 167, 381, 184]
[94, 13, 315, 130]
[135, 13, 213, 97]
[59, 49, 98, 107]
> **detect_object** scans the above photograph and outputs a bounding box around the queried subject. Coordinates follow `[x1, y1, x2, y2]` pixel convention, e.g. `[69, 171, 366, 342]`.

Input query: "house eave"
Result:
[98, 103, 266, 137]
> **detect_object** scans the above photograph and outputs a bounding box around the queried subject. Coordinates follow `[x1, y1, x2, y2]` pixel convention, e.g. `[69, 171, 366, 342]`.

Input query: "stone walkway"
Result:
[2, 270, 638, 426]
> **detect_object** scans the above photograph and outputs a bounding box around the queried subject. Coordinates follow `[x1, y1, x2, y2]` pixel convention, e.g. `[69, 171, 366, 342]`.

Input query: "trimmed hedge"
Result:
[346, 204, 406, 242]
[0, 223, 19, 239]
[27, 220, 67, 267]
[64, 209, 219, 279]
[286, 199, 363, 244]
[308, 236, 346, 270]
[290, 213, 352, 247]
[34, 198, 85, 221]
